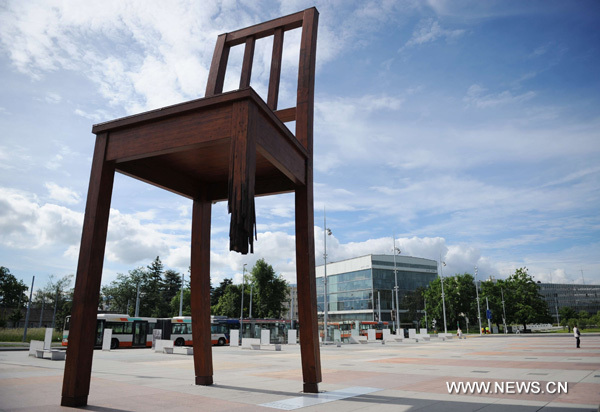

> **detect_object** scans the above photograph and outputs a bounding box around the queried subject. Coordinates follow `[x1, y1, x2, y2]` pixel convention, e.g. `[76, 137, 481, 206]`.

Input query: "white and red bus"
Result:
[62, 314, 157, 349]
[157, 316, 231, 346]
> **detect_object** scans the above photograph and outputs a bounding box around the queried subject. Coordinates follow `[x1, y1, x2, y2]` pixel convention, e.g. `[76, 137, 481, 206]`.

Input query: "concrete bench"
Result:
[163, 346, 193, 355]
[29, 340, 45, 356]
[154, 339, 174, 353]
[242, 338, 261, 350]
[36, 349, 66, 360]
[349, 335, 368, 344]
[416, 334, 431, 341]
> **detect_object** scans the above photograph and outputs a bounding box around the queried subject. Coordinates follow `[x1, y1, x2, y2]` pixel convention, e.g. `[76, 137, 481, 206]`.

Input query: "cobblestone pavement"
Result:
[0, 334, 598, 411]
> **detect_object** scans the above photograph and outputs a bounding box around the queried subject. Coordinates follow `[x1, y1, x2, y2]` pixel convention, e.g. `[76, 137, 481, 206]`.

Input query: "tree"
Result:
[212, 284, 243, 318]
[33, 274, 74, 329]
[162, 269, 182, 315]
[1, 266, 28, 308]
[101, 268, 145, 315]
[559, 306, 577, 322]
[170, 288, 191, 316]
[423, 273, 477, 331]
[501, 268, 551, 329]
[145, 256, 165, 317]
[248, 259, 288, 318]
[402, 287, 425, 327]
[1, 267, 29, 327]
[211, 278, 233, 307]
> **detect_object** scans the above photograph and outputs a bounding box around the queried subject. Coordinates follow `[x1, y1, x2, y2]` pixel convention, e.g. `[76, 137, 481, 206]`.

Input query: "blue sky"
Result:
[1, 0, 599, 293]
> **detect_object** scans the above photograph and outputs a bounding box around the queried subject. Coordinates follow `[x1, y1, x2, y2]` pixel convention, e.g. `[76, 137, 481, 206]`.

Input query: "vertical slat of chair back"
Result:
[205, 34, 230, 97]
[267, 27, 284, 110]
[204, 7, 319, 151]
[239, 37, 255, 89]
[295, 8, 318, 152]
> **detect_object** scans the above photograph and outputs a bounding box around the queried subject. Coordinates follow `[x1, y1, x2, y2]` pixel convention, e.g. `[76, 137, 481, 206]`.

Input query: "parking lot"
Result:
[1, 334, 599, 411]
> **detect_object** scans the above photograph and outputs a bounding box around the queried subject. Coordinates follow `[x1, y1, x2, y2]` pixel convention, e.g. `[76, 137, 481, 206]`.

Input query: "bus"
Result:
[62, 314, 157, 349]
[319, 321, 392, 342]
[358, 321, 390, 339]
[155, 316, 231, 346]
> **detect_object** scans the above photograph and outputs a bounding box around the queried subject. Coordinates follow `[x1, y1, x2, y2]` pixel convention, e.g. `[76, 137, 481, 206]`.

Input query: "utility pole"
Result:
[135, 282, 141, 317]
[38, 295, 45, 327]
[51, 287, 59, 330]
[240, 263, 247, 341]
[377, 291, 381, 322]
[179, 271, 184, 317]
[323, 208, 332, 343]
[22, 276, 35, 342]
[424, 297, 428, 333]
[501, 287, 507, 334]
[475, 266, 482, 336]
[486, 296, 492, 333]
[440, 259, 447, 334]
[392, 236, 400, 333]
[249, 283, 253, 318]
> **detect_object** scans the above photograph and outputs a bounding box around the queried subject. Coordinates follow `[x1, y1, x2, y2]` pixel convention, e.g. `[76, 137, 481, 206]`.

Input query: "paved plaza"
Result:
[0, 334, 599, 411]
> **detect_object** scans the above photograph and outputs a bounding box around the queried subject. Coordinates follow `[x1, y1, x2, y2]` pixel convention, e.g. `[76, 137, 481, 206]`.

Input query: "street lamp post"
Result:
[501, 287, 507, 334]
[22, 276, 35, 342]
[475, 266, 482, 336]
[249, 283, 254, 318]
[179, 271, 185, 317]
[424, 297, 428, 333]
[486, 296, 492, 333]
[240, 263, 247, 340]
[440, 260, 448, 334]
[323, 209, 332, 343]
[392, 236, 401, 334]
[135, 282, 141, 317]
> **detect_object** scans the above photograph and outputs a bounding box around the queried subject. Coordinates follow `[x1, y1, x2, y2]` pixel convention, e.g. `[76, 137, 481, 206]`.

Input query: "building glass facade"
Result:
[537, 283, 600, 320]
[316, 254, 437, 322]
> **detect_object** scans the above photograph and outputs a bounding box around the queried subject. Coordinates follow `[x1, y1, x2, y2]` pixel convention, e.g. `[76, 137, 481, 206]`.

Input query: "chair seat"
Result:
[93, 87, 308, 202]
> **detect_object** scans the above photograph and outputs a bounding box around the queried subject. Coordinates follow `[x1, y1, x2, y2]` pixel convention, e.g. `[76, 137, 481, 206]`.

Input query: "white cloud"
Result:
[464, 84, 536, 108]
[45, 182, 81, 205]
[0, 187, 83, 249]
[403, 18, 465, 49]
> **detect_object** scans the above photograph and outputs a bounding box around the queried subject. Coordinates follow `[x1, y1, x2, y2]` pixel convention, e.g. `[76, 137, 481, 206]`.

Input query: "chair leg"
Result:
[295, 182, 322, 393]
[62, 134, 115, 407]
[190, 194, 213, 385]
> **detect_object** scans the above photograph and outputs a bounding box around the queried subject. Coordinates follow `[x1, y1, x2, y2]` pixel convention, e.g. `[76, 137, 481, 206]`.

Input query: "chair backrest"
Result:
[205, 7, 318, 152]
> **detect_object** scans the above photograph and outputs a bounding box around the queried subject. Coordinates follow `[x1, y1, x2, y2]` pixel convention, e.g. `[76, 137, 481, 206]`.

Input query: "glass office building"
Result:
[537, 283, 600, 321]
[316, 254, 438, 322]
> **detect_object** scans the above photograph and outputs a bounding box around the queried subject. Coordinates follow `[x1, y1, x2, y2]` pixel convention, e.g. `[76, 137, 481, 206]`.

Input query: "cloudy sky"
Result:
[1, 0, 599, 293]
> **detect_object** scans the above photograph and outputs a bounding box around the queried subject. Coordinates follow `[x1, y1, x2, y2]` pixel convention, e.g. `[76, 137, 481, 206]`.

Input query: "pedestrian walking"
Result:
[573, 326, 581, 348]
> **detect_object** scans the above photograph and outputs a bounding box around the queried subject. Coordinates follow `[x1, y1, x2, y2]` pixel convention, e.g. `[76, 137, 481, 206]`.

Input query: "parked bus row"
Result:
[62, 315, 293, 349]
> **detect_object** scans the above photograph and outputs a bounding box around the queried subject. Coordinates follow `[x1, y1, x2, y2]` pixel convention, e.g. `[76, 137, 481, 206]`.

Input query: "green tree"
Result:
[1, 267, 29, 327]
[423, 273, 477, 331]
[1, 266, 28, 308]
[33, 274, 74, 329]
[559, 307, 577, 323]
[401, 287, 425, 327]
[144, 256, 165, 317]
[502, 268, 551, 330]
[162, 269, 182, 315]
[248, 259, 288, 318]
[211, 278, 233, 307]
[212, 284, 243, 318]
[101, 268, 145, 315]
[170, 288, 191, 316]
[480, 278, 507, 330]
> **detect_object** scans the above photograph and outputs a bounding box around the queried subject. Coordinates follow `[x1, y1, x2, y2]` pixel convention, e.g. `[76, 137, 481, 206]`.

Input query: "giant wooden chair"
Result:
[61, 8, 321, 407]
